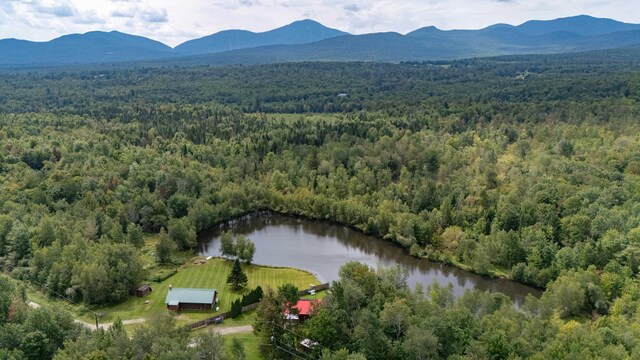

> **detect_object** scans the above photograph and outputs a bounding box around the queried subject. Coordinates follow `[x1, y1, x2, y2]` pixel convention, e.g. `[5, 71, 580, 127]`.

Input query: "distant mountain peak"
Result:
[0, 30, 173, 66]
[406, 25, 444, 38]
[174, 19, 349, 56]
[516, 14, 640, 36]
[419, 26, 442, 32]
[483, 23, 514, 30]
[291, 19, 322, 25]
[275, 19, 341, 32]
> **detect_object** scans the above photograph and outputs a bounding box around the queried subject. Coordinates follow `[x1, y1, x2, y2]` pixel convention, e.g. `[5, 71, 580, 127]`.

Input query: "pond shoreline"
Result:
[193, 254, 324, 284]
[197, 211, 544, 305]
[200, 209, 545, 288]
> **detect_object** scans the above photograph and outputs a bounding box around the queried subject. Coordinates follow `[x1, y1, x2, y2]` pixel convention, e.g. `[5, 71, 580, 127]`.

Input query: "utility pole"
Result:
[95, 313, 99, 330]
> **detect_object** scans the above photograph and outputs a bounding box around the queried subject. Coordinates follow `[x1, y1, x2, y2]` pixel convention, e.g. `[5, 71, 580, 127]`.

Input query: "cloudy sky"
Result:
[0, 0, 638, 47]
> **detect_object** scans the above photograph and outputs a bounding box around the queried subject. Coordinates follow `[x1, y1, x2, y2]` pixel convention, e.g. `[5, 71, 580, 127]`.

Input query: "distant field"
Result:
[83, 258, 319, 324]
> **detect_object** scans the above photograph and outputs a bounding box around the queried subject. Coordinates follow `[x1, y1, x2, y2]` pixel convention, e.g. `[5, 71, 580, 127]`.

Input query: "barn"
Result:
[165, 287, 217, 312]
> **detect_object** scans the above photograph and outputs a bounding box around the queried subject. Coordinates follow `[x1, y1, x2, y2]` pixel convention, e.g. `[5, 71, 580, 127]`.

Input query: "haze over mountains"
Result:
[1, 15, 640, 67]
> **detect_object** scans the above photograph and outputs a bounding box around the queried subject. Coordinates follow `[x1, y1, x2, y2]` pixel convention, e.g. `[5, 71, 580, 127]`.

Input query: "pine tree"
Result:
[230, 299, 243, 318]
[227, 258, 248, 290]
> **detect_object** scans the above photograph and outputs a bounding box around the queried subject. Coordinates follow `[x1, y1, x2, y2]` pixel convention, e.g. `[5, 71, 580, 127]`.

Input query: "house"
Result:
[284, 299, 321, 322]
[165, 287, 217, 311]
[135, 285, 152, 297]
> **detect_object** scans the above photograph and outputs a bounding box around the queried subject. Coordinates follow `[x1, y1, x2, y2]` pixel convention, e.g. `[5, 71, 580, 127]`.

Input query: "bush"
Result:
[149, 269, 177, 283]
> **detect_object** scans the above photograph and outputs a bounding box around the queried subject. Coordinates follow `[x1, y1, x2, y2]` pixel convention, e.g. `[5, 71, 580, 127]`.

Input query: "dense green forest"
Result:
[2, 50, 640, 358]
[253, 262, 640, 360]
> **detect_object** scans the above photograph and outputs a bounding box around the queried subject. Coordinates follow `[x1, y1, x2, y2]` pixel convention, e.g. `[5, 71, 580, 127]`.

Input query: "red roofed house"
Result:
[284, 299, 321, 322]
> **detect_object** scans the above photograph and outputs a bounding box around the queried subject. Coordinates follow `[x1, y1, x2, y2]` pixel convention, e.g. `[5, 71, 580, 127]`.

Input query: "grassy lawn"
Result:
[225, 333, 261, 360]
[82, 258, 319, 324]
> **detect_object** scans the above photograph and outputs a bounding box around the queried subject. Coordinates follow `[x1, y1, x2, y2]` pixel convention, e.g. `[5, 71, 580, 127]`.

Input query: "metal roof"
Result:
[294, 299, 317, 316]
[284, 299, 321, 318]
[165, 288, 216, 305]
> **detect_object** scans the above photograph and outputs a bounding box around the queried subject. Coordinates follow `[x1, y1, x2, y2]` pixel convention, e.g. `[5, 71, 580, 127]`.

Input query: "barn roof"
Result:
[165, 288, 216, 305]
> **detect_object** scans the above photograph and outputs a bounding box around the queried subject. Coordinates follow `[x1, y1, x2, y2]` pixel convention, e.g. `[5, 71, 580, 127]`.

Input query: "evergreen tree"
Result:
[230, 299, 243, 318]
[240, 286, 264, 306]
[227, 259, 248, 290]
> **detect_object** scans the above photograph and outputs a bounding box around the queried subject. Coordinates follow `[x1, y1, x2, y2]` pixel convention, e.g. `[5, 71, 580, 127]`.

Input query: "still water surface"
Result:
[198, 213, 542, 306]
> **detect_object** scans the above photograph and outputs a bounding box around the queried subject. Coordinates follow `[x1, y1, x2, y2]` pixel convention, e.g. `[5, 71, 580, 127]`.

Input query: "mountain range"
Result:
[175, 19, 348, 55]
[2, 15, 640, 67]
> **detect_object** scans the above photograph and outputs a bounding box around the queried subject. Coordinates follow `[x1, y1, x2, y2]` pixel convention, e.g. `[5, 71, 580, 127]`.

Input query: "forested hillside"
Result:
[2, 50, 640, 358]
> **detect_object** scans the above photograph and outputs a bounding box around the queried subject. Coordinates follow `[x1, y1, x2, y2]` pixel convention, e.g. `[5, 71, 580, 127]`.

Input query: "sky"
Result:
[0, 0, 638, 47]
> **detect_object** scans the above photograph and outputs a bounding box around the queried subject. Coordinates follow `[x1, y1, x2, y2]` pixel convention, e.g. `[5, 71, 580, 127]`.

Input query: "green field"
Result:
[83, 258, 319, 324]
[225, 333, 261, 360]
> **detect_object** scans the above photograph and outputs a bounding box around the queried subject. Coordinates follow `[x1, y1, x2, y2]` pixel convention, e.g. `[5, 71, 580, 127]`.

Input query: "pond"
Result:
[198, 213, 542, 306]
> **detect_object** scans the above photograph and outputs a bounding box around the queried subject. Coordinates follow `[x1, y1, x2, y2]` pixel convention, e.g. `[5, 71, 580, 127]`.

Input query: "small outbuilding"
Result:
[135, 285, 152, 297]
[165, 287, 217, 312]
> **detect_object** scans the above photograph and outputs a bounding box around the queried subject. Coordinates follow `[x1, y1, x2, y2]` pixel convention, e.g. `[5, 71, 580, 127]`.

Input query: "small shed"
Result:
[165, 287, 217, 311]
[135, 285, 152, 297]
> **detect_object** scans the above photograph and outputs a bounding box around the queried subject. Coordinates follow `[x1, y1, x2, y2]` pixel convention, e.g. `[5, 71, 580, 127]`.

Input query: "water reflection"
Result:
[198, 213, 542, 306]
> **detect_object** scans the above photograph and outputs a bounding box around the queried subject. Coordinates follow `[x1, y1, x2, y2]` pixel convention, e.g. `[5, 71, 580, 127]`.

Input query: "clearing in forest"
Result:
[80, 258, 318, 326]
